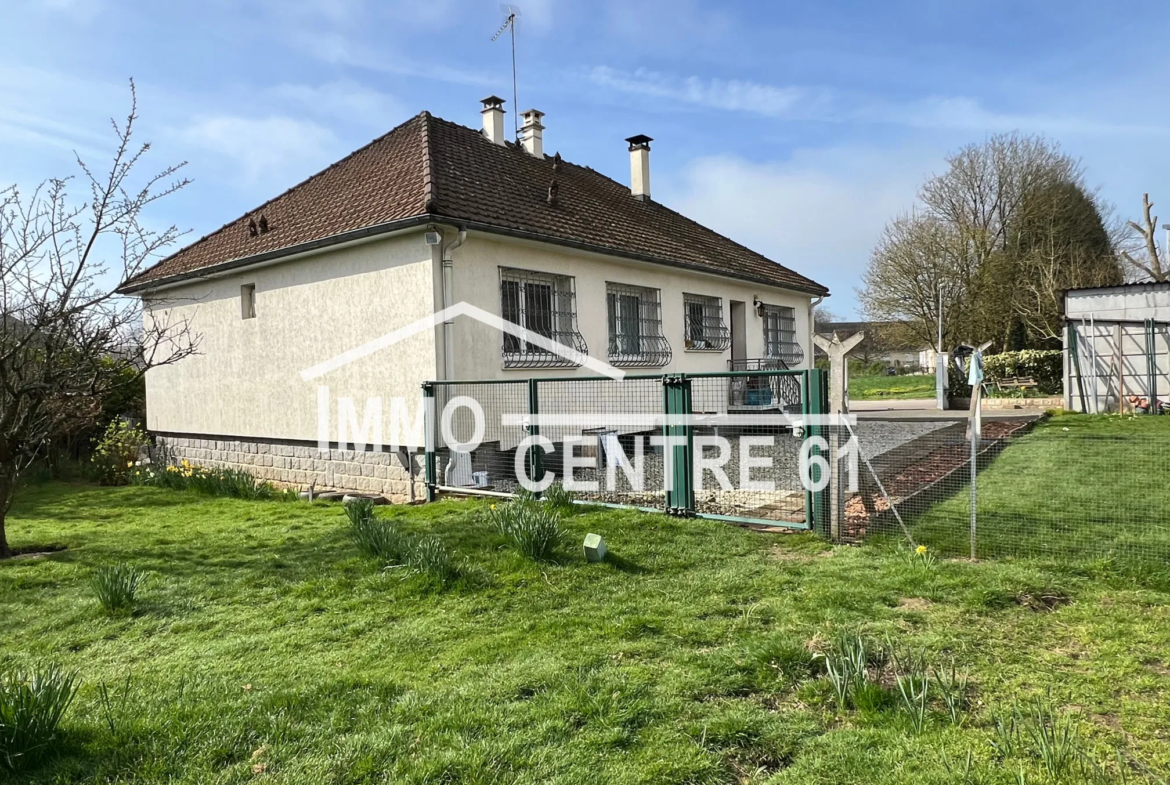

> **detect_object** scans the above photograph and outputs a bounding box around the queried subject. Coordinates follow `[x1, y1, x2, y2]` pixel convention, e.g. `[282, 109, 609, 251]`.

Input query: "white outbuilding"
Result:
[1063, 282, 1170, 413]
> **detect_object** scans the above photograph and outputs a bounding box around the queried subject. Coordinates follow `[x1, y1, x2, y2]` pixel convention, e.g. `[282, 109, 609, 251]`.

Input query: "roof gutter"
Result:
[450, 219, 830, 297]
[117, 215, 435, 295]
[120, 213, 829, 298]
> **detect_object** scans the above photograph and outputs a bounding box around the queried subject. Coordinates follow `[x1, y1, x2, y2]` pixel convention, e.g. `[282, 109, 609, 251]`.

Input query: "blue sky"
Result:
[5, 0, 1169, 315]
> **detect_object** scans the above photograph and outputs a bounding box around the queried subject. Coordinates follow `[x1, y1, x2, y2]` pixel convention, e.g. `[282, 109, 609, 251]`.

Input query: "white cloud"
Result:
[271, 80, 405, 128]
[180, 115, 338, 186]
[588, 66, 808, 117]
[291, 30, 496, 87]
[585, 67, 1165, 136]
[660, 146, 941, 316]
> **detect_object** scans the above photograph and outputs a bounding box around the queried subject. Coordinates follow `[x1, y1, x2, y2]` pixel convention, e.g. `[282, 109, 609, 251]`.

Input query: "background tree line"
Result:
[859, 133, 1125, 352]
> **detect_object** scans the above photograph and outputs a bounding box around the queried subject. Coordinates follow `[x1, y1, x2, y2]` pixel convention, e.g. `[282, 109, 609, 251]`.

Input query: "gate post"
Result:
[804, 369, 830, 536]
[813, 332, 866, 542]
[422, 381, 437, 502]
[662, 374, 694, 515]
[528, 378, 543, 498]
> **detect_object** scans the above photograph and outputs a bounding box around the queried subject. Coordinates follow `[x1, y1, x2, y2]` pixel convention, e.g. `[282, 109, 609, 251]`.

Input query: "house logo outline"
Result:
[299, 301, 626, 381]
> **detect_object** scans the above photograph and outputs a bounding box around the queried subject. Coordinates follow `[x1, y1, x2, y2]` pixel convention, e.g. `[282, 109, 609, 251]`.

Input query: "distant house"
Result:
[815, 321, 928, 372]
[1063, 282, 1170, 412]
[118, 97, 828, 500]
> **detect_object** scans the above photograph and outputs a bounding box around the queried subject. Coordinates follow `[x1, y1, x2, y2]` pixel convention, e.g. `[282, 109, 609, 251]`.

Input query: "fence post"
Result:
[528, 378, 543, 499]
[1146, 319, 1158, 414]
[422, 381, 437, 502]
[662, 374, 694, 515]
[1068, 324, 1087, 414]
[804, 368, 830, 536]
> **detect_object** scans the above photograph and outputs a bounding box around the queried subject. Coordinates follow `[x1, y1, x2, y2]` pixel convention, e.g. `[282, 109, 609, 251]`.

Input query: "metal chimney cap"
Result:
[625, 134, 653, 150]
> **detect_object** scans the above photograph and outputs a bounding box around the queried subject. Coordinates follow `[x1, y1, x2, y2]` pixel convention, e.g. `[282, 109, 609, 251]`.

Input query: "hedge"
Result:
[948, 349, 1063, 397]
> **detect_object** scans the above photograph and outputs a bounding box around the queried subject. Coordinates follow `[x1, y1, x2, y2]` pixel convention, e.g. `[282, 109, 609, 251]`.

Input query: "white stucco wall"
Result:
[143, 231, 438, 441]
[141, 227, 820, 445]
[447, 233, 815, 380]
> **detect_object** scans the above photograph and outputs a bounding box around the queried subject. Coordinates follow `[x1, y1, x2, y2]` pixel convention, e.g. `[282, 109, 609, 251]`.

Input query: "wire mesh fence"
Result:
[843, 414, 1170, 577]
[689, 374, 806, 524]
[430, 380, 529, 496]
[425, 370, 1168, 578]
[533, 376, 667, 509]
[425, 370, 823, 527]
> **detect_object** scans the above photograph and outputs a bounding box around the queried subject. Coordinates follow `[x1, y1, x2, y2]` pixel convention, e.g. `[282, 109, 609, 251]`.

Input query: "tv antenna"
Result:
[492, 4, 521, 140]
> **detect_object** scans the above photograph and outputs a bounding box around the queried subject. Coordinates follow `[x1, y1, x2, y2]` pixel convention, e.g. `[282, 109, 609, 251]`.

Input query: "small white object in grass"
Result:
[583, 533, 607, 562]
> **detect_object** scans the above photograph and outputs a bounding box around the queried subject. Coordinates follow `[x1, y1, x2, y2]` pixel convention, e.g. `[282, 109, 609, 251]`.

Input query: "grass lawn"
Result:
[848, 375, 936, 401]
[3, 481, 1170, 783]
[908, 415, 1170, 578]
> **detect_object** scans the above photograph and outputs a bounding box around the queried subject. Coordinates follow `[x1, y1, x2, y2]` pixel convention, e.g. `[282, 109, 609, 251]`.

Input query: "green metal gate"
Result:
[424, 369, 829, 531]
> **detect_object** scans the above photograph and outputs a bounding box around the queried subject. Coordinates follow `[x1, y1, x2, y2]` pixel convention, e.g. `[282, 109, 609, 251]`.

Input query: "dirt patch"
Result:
[1015, 588, 1072, 612]
[3, 544, 67, 561]
[1090, 713, 1125, 733]
[895, 597, 933, 612]
[768, 544, 826, 563]
[1144, 661, 1170, 678]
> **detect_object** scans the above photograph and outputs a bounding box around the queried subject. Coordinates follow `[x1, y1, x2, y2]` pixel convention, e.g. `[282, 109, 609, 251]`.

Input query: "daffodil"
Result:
[915, 544, 927, 555]
[490, 504, 497, 511]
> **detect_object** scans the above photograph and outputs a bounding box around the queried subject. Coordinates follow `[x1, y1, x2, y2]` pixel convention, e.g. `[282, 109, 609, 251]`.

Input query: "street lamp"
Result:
[935, 282, 947, 410]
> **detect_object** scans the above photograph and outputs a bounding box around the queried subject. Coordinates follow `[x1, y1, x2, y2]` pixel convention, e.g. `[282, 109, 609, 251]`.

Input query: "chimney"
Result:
[626, 135, 652, 200]
[480, 95, 506, 146]
[520, 109, 545, 157]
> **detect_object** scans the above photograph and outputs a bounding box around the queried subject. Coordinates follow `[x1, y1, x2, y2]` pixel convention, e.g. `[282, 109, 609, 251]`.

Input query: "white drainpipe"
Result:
[808, 295, 824, 369]
[440, 227, 466, 380]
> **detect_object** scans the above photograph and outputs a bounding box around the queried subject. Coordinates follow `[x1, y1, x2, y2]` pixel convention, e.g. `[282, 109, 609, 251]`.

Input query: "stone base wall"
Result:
[154, 434, 426, 502]
[948, 396, 1063, 411]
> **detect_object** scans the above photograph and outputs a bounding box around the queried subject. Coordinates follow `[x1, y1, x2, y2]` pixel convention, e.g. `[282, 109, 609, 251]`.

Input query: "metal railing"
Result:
[727, 358, 804, 411]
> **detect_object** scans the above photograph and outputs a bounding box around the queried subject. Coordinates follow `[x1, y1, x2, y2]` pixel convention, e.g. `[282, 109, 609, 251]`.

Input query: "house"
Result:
[119, 97, 829, 500]
[1063, 282, 1170, 412]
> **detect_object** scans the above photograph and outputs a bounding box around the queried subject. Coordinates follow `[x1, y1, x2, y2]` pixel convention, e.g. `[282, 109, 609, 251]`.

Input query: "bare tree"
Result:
[1120, 193, 1168, 282]
[861, 133, 1116, 351]
[812, 304, 842, 330]
[858, 211, 974, 352]
[0, 81, 196, 557]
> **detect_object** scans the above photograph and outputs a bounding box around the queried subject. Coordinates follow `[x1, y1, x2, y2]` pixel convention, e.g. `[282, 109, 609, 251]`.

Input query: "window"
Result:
[241, 284, 256, 319]
[762, 304, 803, 365]
[683, 294, 730, 351]
[499, 268, 587, 368]
[606, 282, 672, 367]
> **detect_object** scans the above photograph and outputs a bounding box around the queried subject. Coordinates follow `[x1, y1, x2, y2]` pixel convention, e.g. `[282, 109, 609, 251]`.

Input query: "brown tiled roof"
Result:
[122, 112, 828, 295]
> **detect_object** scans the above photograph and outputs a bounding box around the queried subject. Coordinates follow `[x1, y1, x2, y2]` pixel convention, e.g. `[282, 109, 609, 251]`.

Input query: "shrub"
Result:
[950, 349, 1063, 397]
[823, 632, 876, 711]
[90, 564, 145, 615]
[489, 499, 563, 560]
[343, 497, 376, 527]
[739, 637, 821, 690]
[542, 482, 577, 516]
[91, 420, 149, 486]
[132, 460, 276, 500]
[405, 535, 458, 584]
[0, 664, 80, 771]
[347, 506, 406, 565]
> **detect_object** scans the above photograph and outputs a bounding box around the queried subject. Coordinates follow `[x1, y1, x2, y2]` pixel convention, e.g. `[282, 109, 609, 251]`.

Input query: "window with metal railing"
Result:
[683, 293, 730, 351]
[499, 267, 588, 368]
[606, 282, 672, 367]
[762, 304, 804, 365]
